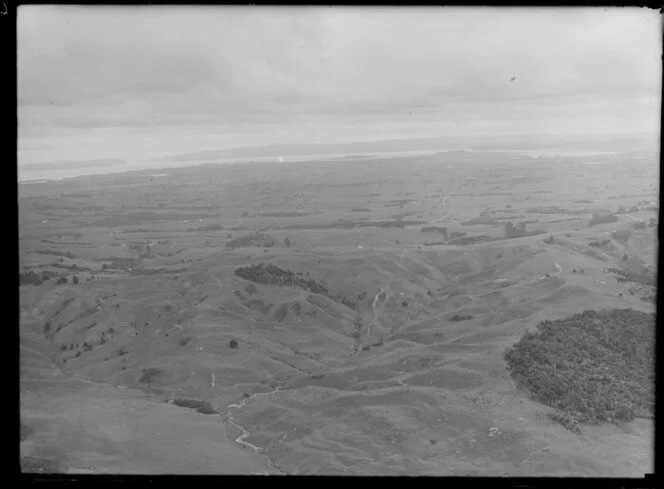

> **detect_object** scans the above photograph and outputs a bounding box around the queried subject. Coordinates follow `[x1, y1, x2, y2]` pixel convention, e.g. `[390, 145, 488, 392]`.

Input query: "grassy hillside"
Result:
[19, 150, 657, 475]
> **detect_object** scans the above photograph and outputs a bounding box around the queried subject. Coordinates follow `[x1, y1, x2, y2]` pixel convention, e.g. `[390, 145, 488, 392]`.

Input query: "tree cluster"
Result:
[225, 232, 277, 249]
[234, 262, 329, 295]
[588, 213, 618, 227]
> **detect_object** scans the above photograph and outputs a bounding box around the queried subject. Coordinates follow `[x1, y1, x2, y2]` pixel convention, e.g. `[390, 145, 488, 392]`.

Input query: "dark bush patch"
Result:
[504, 309, 654, 430]
[589, 213, 618, 227]
[56, 277, 67, 285]
[361, 345, 371, 351]
[226, 232, 277, 249]
[274, 303, 288, 323]
[310, 373, 325, 380]
[402, 301, 408, 308]
[178, 335, 192, 346]
[450, 313, 474, 322]
[547, 411, 581, 433]
[229, 339, 239, 349]
[19, 270, 43, 286]
[339, 296, 356, 310]
[117, 348, 129, 356]
[172, 398, 217, 415]
[139, 367, 162, 384]
[234, 262, 329, 295]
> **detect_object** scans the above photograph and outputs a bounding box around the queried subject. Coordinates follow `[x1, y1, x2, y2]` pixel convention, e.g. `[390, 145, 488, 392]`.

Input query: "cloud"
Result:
[17, 6, 661, 164]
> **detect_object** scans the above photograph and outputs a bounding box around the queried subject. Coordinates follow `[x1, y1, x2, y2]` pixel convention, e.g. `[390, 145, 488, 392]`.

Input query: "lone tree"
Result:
[229, 339, 239, 349]
[284, 237, 291, 248]
[72, 275, 79, 284]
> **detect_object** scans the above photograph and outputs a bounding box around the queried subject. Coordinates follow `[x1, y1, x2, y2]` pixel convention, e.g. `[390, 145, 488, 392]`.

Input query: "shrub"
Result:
[139, 367, 162, 384]
[450, 313, 473, 322]
[172, 398, 217, 415]
[72, 275, 79, 284]
[229, 339, 239, 349]
[56, 277, 67, 285]
[179, 335, 192, 346]
[547, 411, 581, 433]
[19, 270, 43, 286]
[402, 301, 408, 308]
[589, 213, 618, 227]
[611, 229, 632, 244]
[504, 309, 654, 430]
[504, 221, 529, 238]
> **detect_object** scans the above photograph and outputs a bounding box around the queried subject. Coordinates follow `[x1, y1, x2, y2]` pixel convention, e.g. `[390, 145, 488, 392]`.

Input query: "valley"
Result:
[19, 149, 657, 476]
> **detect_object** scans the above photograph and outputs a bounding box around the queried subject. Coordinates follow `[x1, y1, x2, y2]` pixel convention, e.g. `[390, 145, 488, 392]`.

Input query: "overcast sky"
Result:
[18, 6, 661, 167]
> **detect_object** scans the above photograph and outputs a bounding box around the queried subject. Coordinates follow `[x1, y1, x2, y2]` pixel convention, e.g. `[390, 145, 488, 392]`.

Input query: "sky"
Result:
[18, 6, 662, 172]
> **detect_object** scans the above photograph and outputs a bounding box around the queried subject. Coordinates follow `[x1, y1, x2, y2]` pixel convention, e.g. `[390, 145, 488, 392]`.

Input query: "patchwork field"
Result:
[19, 149, 657, 476]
